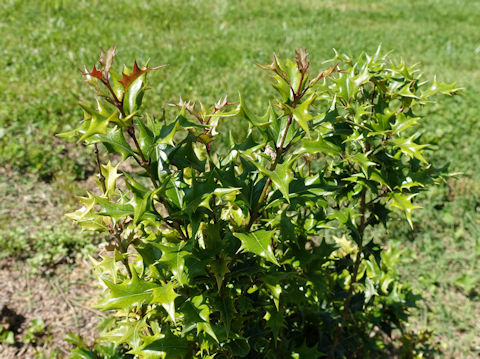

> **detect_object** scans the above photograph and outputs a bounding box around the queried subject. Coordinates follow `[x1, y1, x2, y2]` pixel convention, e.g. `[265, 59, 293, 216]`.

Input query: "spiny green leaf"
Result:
[177, 114, 208, 129]
[213, 294, 234, 338]
[156, 120, 181, 146]
[368, 168, 391, 190]
[78, 111, 117, 142]
[70, 348, 97, 359]
[265, 282, 282, 310]
[328, 207, 361, 244]
[226, 132, 266, 162]
[92, 194, 134, 221]
[332, 72, 358, 101]
[421, 76, 461, 98]
[56, 120, 90, 139]
[296, 137, 341, 156]
[129, 331, 192, 359]
[91, 255, 119, 284]
[397, 85, 419, 99]
[389, 192, 421, 228]
[89, 126, 135, 160]
[364, 277, 378, 302]
[272, 73, 293, 102]
[391, 136, 428, 163]
[234, 230, 279, 266]
[226, 337, 250, 357]
[291, 93, 317, 134]
[292, 340, 324, 358]
[96, 267, 157, 311]
[124, 71, 146, 114]
[237, 95, 272, 128]
[108, 68, 125, 101]
[211, 256, 230, 291]
[391, 113, 419, 134]
[169, 140, 205, 172]
[284, 58, 302, 93]
[264, 308, 284, 346]
[350, 152, 376, 176]
[99, 161, 121, 196]
[353, 65, 371, 87]
[156, 244, 191, 286]
[182, 176, 216, 214]
[128, 186, 157, 225]
[252, 159, 294, 202]
[180, 295, 218, 342]
[101, 319, 146, 348]
[267, 107, 296, 146]
[152, 282, 179, 323]
[65, 193, 96, 222]
[136, 117, 155, 158]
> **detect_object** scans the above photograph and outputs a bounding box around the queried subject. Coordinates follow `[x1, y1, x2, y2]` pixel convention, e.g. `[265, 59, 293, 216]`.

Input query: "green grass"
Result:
[0, 169, 100, 271]
[1, 0, 479, 357]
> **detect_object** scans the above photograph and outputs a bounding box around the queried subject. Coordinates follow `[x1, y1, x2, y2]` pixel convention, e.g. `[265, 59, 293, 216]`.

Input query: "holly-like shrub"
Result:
[61, 47, 458, 358]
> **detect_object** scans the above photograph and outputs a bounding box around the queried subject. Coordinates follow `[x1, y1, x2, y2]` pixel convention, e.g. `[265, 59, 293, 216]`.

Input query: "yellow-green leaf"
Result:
[234, 230, 279, 266]
[389, 192, 421, 228]
[152, 282, 179, 323]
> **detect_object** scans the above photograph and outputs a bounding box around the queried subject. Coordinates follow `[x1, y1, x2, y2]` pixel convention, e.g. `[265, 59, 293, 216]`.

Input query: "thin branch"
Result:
[94, 144, 106, 194]
[170, 219, 189, 241]
[94, 62, 190, 243]
[102, 78, 126, 118]
[246, 72, 305, 231]
[123, 258, 133, 279]
[369, 84, 376, 121]
[126, 129, 190, 241]
[127, 126, 159, 188]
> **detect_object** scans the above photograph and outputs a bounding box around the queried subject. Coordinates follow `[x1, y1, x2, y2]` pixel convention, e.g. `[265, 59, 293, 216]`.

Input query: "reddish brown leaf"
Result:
[119, 61, 167, 90]
[295, 48, 310, 74]
[83, 65, 104, 80]
[310, 64, 342, 86]
[99, 46, 117, 74]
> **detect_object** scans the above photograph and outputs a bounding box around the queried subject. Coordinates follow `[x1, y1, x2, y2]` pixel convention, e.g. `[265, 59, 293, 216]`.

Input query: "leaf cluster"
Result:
[63, 46, 458, 358]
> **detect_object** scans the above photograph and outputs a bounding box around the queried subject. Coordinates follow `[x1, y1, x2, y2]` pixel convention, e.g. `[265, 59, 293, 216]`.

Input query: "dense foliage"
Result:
[62, 47, 458, 358]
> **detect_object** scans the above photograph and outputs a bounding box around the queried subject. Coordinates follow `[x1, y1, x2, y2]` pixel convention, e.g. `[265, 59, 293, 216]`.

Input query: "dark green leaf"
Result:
[213, 294, 234, 338]
[226, 337, 250, 357]
[265, 308, 284, 346]
[129, 331, 192, 359]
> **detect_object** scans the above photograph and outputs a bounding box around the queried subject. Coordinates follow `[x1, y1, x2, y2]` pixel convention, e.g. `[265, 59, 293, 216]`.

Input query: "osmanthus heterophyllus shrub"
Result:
[60, 46, 459, 358]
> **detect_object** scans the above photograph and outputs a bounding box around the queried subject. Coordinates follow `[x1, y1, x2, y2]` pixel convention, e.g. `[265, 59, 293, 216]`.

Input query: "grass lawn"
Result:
[1, 0, 479, 357]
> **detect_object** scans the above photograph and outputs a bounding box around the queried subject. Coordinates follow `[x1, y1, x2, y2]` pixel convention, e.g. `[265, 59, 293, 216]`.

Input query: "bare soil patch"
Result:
[0, 259, 101, 358]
